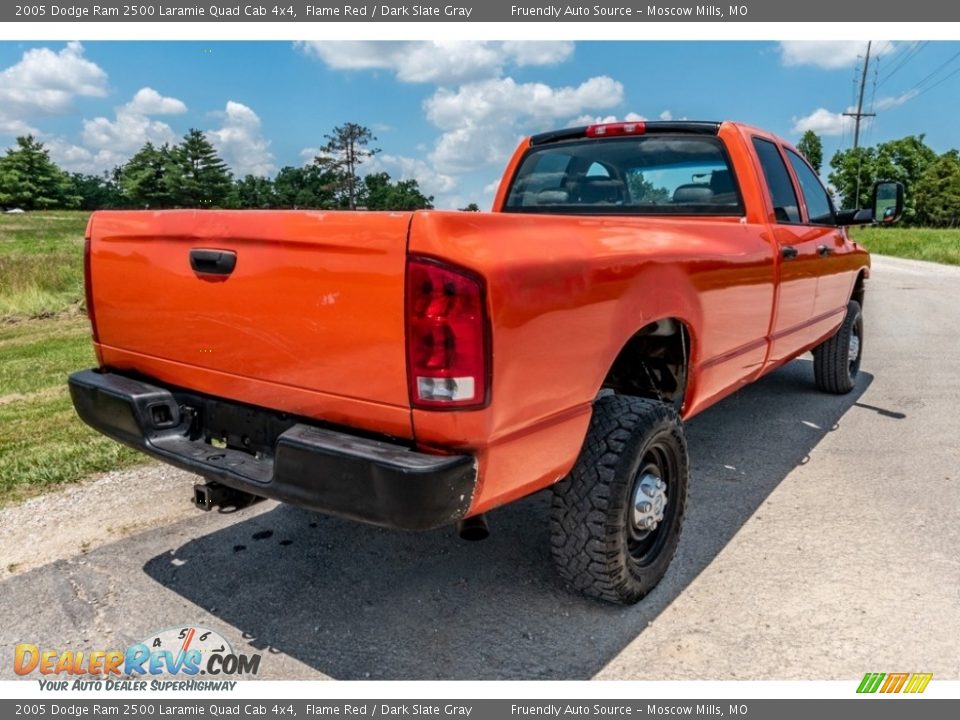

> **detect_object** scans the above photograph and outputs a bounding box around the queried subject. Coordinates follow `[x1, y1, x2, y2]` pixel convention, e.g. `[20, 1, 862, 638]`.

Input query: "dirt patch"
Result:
[0, 464, 204, 579]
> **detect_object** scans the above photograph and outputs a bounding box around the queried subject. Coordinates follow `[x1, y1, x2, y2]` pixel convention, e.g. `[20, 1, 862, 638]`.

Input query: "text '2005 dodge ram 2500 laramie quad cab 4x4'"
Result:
[70, 120, 904, 604]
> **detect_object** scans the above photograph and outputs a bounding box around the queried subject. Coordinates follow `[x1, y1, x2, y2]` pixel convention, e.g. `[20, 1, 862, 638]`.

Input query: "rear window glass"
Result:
[503, 136, 742, 215]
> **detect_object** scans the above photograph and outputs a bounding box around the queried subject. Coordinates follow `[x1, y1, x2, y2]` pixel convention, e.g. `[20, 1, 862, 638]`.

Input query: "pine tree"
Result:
[0, 136, 77, 210]
[118, 142, 174, 208]
[232, 175, 276, 208]
[313, 123, 379, 210]
[165, 129, 233, 207]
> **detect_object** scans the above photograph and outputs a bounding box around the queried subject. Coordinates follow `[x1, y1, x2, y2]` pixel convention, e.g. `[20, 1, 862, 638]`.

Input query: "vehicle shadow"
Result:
[143, 359, 880, 680]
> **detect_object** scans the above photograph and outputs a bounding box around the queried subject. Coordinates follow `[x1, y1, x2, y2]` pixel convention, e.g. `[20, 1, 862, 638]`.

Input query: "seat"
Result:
[709, 170, 738, 204]
[672, 184, 714, 204]
[576, 176, 626, 205]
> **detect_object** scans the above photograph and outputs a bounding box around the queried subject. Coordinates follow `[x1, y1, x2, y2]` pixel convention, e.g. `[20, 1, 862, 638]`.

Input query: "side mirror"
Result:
[835, 180, 905, 226]
[873, 180, 904, 225]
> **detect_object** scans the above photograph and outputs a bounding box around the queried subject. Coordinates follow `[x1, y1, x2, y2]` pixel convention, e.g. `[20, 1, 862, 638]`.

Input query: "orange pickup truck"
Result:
[69, 120, 902, 604]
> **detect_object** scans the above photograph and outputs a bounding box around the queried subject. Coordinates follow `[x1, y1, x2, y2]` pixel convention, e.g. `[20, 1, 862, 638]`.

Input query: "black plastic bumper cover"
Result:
[68, 370, 477, 530]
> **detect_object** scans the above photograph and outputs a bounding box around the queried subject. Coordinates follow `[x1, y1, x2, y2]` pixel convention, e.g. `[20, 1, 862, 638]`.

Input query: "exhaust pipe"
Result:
[456, 514, 489, 541]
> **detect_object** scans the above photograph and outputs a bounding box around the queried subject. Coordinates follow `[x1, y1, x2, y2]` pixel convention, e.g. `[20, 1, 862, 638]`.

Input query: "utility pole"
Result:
[844, 41, 877, 150]
[843, 41, 877, 204]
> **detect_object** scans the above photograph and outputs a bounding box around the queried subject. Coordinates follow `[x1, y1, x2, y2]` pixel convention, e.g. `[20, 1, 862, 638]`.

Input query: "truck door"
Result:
[751, 136, 826, 365]
[783, 148, 852, 320]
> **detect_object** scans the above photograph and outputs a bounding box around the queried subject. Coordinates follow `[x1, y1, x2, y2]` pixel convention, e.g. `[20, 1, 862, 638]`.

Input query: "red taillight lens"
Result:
[405, 257, 489, 409]
[83, 236, 99, 344]
[586, 121, 646, 138]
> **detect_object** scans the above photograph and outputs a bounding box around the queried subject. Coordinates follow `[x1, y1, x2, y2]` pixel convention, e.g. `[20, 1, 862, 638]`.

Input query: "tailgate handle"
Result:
[190, 249, 237, 276]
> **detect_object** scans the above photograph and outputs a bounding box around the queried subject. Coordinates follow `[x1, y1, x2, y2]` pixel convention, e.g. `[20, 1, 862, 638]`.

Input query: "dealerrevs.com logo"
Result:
[857, 672, 933, 694]
[14, 626, 261, 691]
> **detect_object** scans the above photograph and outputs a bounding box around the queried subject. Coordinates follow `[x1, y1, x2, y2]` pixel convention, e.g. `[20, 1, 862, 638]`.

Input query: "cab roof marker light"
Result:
[586, 121, 647, 138]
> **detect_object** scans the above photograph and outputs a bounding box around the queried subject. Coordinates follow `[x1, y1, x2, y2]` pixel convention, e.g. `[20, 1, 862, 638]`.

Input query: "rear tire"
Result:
[813, 299, 863, 394]
[550, 395, 688, 605]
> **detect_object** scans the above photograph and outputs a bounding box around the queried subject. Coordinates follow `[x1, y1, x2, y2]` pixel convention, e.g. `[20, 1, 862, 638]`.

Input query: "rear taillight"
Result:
[83, 236, 99, 344]
[405, 257, 490, 409]
[586, 121, 646, 138]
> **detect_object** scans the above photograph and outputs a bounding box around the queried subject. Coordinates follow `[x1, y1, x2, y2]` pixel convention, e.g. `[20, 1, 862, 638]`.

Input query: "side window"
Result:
[752, 138, 800, 224]
[786, 149, 835, 225]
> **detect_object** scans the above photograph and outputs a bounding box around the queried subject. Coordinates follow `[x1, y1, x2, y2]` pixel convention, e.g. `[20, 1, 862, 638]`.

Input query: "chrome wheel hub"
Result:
[633, 472, 667, 533]
[848, 332, 861, 363]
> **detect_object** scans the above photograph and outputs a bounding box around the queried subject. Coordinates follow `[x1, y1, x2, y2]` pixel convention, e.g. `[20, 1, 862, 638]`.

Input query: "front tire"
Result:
[813, 299, 863, 394]
[550, 395, 689, 605]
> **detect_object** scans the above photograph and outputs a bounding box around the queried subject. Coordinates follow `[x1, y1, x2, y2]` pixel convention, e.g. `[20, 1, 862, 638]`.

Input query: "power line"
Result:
[899, 47, 960, 96]
[910, 63, 960, 100]
[877, 41, 928, 88]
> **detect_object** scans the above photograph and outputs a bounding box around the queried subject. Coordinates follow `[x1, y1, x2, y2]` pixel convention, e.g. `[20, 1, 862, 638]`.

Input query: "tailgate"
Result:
[88, 210, 414, 436]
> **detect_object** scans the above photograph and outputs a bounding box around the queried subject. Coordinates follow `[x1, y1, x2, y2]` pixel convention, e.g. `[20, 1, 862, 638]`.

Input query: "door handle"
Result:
[190, 249, 237, 276]
[781, 246, 798, 260]
[817, 244, 832, 257]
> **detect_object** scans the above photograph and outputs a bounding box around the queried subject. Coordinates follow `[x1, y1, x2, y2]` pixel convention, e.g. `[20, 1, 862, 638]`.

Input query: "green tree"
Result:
[830, 135, 936, 221]
[873, 135, 936, 223]
[68, 172, 122, 210]
[118, 142, 175, 208]
[362, 172, 433, 210]
[829, 146, 877, 210]
[0, 136, 77, 210]
[914, 150, 960, 227]
[459, 203, 481, 212]
[627, 172, 670, 204]
[797, 130, 824, 174]
[272, 165, 339, 208]
[314, 123, 379, 210]
[232, 174, 276, 208]
[165, 129, 233, 207]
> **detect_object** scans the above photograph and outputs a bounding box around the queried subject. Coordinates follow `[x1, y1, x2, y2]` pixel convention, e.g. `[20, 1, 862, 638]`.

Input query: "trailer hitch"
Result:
[193, 481, 262, 512]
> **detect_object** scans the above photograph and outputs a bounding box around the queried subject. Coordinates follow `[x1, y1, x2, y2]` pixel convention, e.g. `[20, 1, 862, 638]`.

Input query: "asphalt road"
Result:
[2, 254, 958, 681]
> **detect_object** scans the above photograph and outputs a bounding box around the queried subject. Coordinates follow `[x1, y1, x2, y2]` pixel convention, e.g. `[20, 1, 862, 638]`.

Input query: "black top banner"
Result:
[5, 0, 959, 22]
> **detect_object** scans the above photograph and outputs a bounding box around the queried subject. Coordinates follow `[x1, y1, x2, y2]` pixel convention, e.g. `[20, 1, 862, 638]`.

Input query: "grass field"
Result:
[851, 226, 960, 266]
[0, 212, 144, 505]
[0, 211, 89, 318]
[0, 211, 958, 506]
[0, 317, 143, 506]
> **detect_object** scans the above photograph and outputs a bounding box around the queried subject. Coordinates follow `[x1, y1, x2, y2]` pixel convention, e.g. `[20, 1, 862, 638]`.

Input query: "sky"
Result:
[1, 40, 959, 209]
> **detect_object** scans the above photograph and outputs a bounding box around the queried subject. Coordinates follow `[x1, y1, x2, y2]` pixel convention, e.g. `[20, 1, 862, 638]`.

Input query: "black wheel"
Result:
[550, 395, 689, 605]
[813, 299, 863, 394]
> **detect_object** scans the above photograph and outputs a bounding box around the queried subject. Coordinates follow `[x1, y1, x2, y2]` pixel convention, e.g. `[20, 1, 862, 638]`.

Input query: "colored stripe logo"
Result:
[857, 672, 933, 694]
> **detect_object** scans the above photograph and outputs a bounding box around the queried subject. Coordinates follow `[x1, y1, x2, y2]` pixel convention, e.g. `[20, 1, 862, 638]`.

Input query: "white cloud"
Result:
[874, 90, 919, 110]
[82, 87, 186, 155]
[45, 139, 121, 175]
[207, 101, 274, 177]
[126, 87, 187, 115]
[426, 76, 622, 130]
[500, 41, 574, 67]
[659, 110, 673, 121]
[779, 41, 896, 70]
[296, 41, 573, 85]
[568, 111, 646, 127]
[791, 107, 859, 136]
[424, 76, 622, 176]
[0, 41, 107, 138]
[299, 147, 320, 164]
[367, 153, 457, 196]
